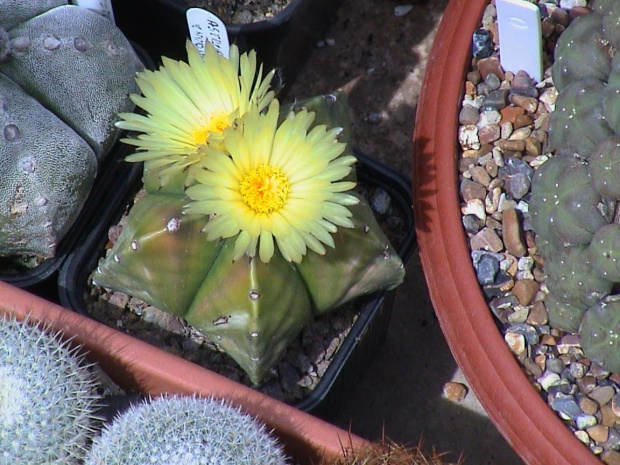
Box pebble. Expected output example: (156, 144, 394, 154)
(443, 382, 469, 402)
(457, 4, 620, 460)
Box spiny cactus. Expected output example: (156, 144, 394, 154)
(0, 2, 142, 258)
(84, 396, 288, 465)
(93, 93, 404, 384)
(530, 6, 620, 372)
(0, 316, 101, 464)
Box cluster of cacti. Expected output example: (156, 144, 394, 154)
(85, 396, 287, 465)
(0, 2, 142, 258)
(0, 316, 101, 464)
(92, 42, 405, 384)
(530, 1, 620, 372)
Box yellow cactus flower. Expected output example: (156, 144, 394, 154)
(184, 100, 359, 263)
(116, 40, 275, 181)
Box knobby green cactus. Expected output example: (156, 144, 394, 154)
(92, 43, 404, 384)
(0, 316, 101, 464)
(0, 2, 142, 258)
(530, 6, 620, 372)
(85, 396, 288, 465)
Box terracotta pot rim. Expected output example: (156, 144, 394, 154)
(412, 0, 601, 464)
(0, 280, 368, 465)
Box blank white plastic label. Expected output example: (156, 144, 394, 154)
(186, 8, 230, 58)
(72, 0, 115, 24)
(496, 0, 543, 82)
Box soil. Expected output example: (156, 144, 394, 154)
(81, 177, 409, 406)
(185, 0, 292, 24)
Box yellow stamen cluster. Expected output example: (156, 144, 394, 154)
(240, 165, 290, 214)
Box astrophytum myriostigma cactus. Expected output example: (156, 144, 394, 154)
(530, 5, 620, 372)
(92, 42, 404, 384)
(0, 2, 142, 258)
(85, 396, 287, 465)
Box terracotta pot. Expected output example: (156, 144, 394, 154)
(412, 1, 600, 464)
(0, 279, 368, 464)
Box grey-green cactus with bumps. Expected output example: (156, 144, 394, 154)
(0, 2, 142, 258)
(530, 4, 620, 372)
(93, 54, 405, 385)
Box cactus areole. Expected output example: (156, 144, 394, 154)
(531, 3, 620, 373)
(0, 2, 142, 259)
(93, 43, 405, 384)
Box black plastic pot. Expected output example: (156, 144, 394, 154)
(58, 151, 415, 420)
(110, 0, 344, 91)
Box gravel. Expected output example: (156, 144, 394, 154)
(459, 2, 620, 463)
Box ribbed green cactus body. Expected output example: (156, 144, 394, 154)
(529, 154, 608, 249)
(186, 241, 313, 384)
(551, 12, 611, 92)
(587, 135, 620, 198)
(544, 292, 589, 333)
(93, 92, 405, 384)
(92, 193, 218, 316)
(580, 295, 620, 373)
(548, 79, 613, 155)
(0, 317, 100, 464)
(0, 73, 96, 256)
(0, 2, 142, 258)
(297, 193, 404, 314)
(85, 396, 287, 465)
(544, 245, 613, 310)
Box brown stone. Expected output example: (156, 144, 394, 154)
(526, 301, 548, 326)
(587, 425, 609, 444)
(512, 279, 539, 306)
(599, 404, 620, 428)
(602, 450, 620, 465)
(443, 382, 468, 402)
(497, 139, 526, 152)
(524, 137, 541, 156)
(502, 208, 526, 257)
(590, 386, 616, 406)
(469, 165, 491, 186)
(470, 227, 504, 252)
(513, 113, 534, 129)
(479, 123, 501, 144)
(579, 397, 600, 416)
(460, 179, 487, 201)
(510, 94, 539, 114)
(477, 56, 505, 80)
(500, 105, 525, 124)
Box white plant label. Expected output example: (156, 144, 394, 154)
(72, 0, 115, 24)
(496, 0, 543, 82)
(186, 8, 230, 58)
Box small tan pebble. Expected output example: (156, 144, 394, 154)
(505, 332, 526, 355)
(599, 404, 620, 428)
(508, 126, 532, 141)
(497, 139, 526, 152)
(502, 208, 527, 257)
(602, 450, 620, 465)
(540, 333, 556, 346)
(469, 165, 491, 186)
(443, 382, 468, 402)
(512, 279, 539, 306)
(510, 94, 539, 114)
(470, 227, 503, 252)
(477, 56, 504, 80)
(574, 430, 590, 444)
(579, 397, 600, 416)
(526, 301, 548, 326)
(589, 386, 616, 406)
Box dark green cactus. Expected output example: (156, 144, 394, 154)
(543, 245, 612, 311)
(580, 295, 620, 373)
(531, 6, 620, 373)
(587, 135, 620, 199)
(548, 79, 613, 156)
(0, 2, 142, 258)
(93, 92, 405, 384)
(529, 153, 608, 249)
(551, 12, 612, 92)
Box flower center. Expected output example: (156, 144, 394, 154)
(190, 112, 231, 147)
(240, 165, 290, 214)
